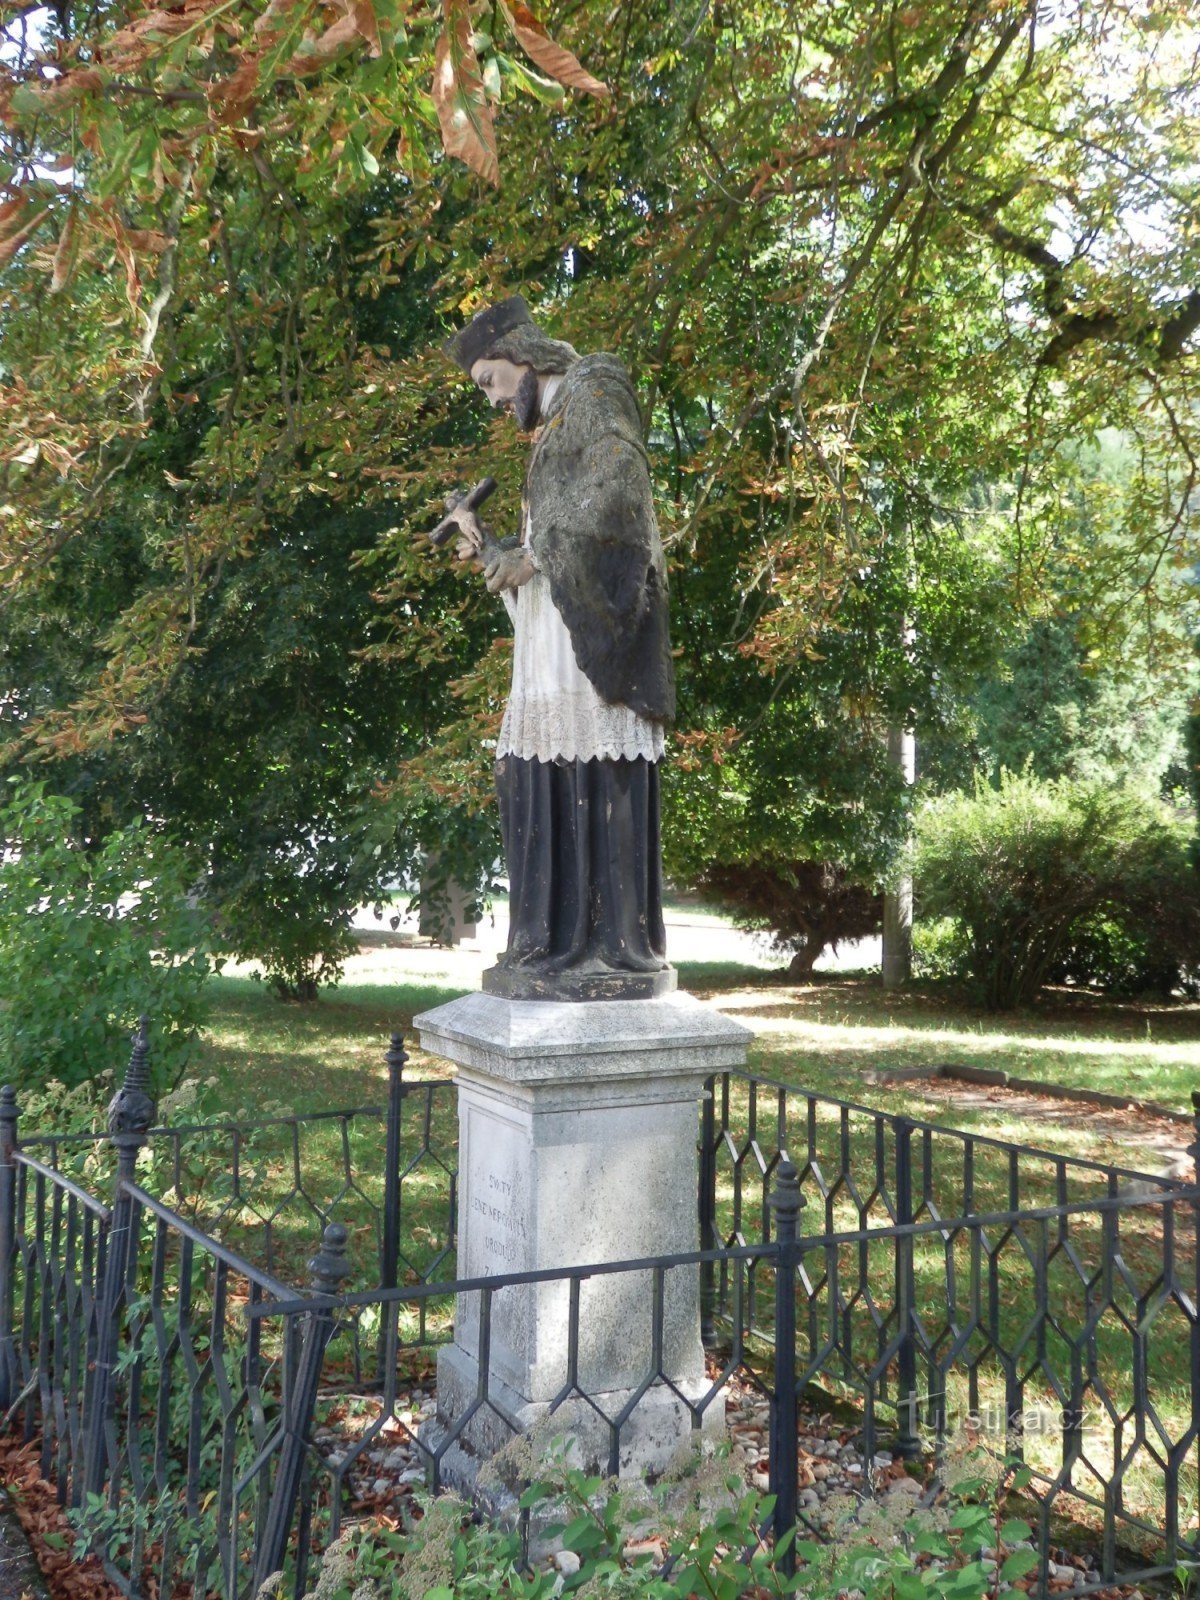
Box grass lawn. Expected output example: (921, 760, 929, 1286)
(193, 934, 1200, 1175)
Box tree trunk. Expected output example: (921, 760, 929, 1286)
(882, 723, 915, 991)
(786, 937, 822, 979)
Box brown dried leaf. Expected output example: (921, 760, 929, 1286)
(284, 0, 378, 73)
(208, 52, 260, 119)
(124, 227, 171, 253)
(0, 206, 51, 266)
(432, 0, 498, 185)
(49, 198, 79, 293)
(104, 8, 197, 68)
(498, 1, 608, 97)
(21, 67, 106, 111)
(348, 0, 382, 57)
(0, 194, 29, 240)
(255, 0, 298, 33)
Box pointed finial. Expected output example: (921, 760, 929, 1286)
(107, 1016, 156, 1142)
(125, 1016, 151, 1093)
(769, 1159, 804, 1232)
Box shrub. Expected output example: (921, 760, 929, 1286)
(912, 771, 1200, 1009)
(1048, 911, 1200, 1000)
(275, 1440, 1040, 1600)
(0, 781, 212, 1098)
(701, 859, 882, 977)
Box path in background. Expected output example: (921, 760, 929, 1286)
(351, 899, 881, 980)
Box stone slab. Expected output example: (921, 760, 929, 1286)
(482, 963, 678, 1002)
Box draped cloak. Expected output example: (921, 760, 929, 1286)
(484, 353, 676, 1002)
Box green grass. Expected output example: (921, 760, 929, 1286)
(193, 949, 1200, 1177)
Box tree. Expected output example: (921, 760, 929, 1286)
(2, 1, 1198, 983)
(0, 782, 210, 1094)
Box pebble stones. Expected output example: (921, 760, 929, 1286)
(314, 1389, 431, 1510)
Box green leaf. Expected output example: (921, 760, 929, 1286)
(497, 52, 565, 104)
(999, 1517, 1031, 1543)
(1000, 1548, 1041, 1580)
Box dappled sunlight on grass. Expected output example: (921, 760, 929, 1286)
(688, 976, 1200, 1123)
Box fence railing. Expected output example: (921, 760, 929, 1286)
(0, 1025, 1196, 1599)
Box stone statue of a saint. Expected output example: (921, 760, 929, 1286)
(441, 296, 675, 1001)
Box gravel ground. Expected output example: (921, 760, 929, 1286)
(351, 900, 880, 979)
(0, 1491, 46, 1600)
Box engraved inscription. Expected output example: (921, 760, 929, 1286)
(471, 1167, 527, 1265)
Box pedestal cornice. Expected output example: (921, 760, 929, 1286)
(414, 990, 752, 1088)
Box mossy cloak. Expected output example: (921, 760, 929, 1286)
(525, 353, 675, 726)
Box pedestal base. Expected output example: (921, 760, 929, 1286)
(414, 991, 752, 1485)
(425, 1342, 724, 1496)
(482, 963, 678, 1002)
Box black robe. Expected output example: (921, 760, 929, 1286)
(484, 355, 675, 1003)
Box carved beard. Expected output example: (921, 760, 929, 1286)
(512, 368, 540, 430)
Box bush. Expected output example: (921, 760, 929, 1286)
(0, 781, 212, 1098)
(912, 771, 1200, 1009)
(273, 1439, 1039, 1600)
(1048, 912, 1200, 1000)
(701, 859, 882, 977)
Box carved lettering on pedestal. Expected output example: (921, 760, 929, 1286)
(470, 1166, 527, 1268)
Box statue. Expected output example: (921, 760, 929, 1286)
(439, 296, 675, 1001)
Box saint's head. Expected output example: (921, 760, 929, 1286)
(445, 295, 579, 430)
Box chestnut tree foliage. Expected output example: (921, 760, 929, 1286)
(1, 0, 1198, 987)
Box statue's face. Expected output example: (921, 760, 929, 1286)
(470, 356, 540, 429)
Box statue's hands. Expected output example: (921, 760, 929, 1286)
(437, 493, 486, 566)
(454, 527, 483, 566)
(483, 542, 536, 594)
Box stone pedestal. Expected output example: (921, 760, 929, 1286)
(414, 991, 752, 1484)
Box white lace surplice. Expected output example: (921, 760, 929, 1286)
(496, 548, 664, 765)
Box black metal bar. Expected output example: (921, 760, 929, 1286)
(0, 1085, 18, 1412)
(253, 1221, 350, 1596)
(246, 1183, 1198, 1319)
(723, 1066, 1188, 1191)
(377, 1032, 408, 1384)
(893, 1115, 920, 1458)
(768, 1160, 803, 1575)
(121, 1182, 295, 1301)
(12, 1151, 111, 1220)
(84, 1018, 156, 1504)
(698, 1075, 717, 1347)
(1189, 1095, 1200, 1574)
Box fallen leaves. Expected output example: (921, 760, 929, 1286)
(0, 1431, 124, 1600)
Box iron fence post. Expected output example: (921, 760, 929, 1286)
(1189, 1092, 1200, 1570)
(768, 1159, 804, 1573)
(699, 1074, 717, 1347)
(377, 1032, 408, 1383)
(253, 1221, 350, 1596)
(84, 1018, 156, 1503)
(0, 1085, 18, 1413)
(894, 1114, 920, 1458)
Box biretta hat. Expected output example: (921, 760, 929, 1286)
(445, 295, 534, 374)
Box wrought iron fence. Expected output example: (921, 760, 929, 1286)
(0, 1027, 1196, 1599)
